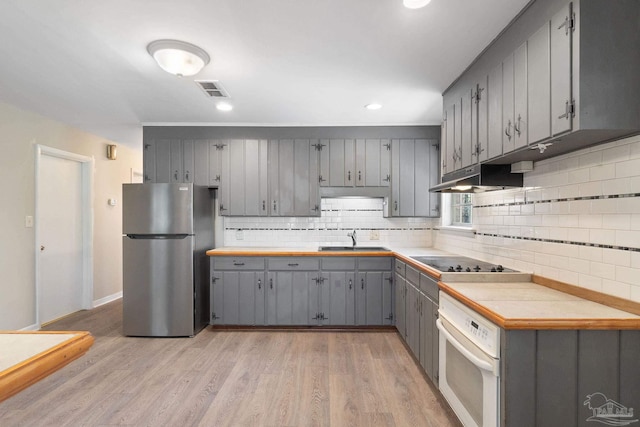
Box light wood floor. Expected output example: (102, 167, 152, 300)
(0, 300, 461, 427)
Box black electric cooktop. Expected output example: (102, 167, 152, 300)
(410, 256, 516, 273)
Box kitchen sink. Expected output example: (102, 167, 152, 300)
(318, 246, 391, 251)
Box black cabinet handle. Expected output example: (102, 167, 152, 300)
(361, 278, 365, 290)
(349, 279, 352, 290)
(270, 278, 273, 289)
(348, 170, 351, 181)
(262, 200, 266, 211)
(358, 170, 362, 181)
(233, 262, 245, 266)
(288, 263, 299, 267)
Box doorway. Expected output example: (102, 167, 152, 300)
(35, 145, 93, 326)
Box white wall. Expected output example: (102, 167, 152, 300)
(434, 133, 640, 303)
(223, 197, 438, 248)
(0, 102, 142, 330)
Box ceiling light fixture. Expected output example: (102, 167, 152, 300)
(403, 0, 431, 9)
(216, 102, 233, 111)
(147, 40, 210, 77)
(365, 103, 382, 110)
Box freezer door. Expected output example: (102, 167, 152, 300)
(123, 235, 194, 337)
(123, 183, 193, 235)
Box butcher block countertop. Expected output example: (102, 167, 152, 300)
(439, 280, 640, 330)
(207, 247, 640, 330)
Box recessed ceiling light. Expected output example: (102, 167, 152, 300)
(365, 103, 382, 110)
(147, 39, 210, 77)
(403, 0, 432, 9)
(216, 102, 233, 111)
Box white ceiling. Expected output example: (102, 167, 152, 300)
(0, 0, 530, 147)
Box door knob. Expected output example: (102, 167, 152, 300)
(40, 245, 45, 251)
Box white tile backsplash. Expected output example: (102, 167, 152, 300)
(435, 133, 640, 303)
(223, 197, 437, 248)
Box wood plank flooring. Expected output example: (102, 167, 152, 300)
(0, 300, 461, 426)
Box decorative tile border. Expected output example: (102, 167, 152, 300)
(474, 192, 640, 209)
(474, 232, 640, 252)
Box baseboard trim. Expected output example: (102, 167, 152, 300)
(93, 292, 122, 308)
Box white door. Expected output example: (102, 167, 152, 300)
(38, 153, 84, 324)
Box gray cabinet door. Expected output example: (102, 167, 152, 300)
(246, 139, 269, 216)
(269, 139, 319, 217)
(453, 97, 462, 171)
(398, 139, 415, 217)
(170, 139, 183, 183)
(406, 282, 420, 358)
(210, 271, 264, 325)
(428, 141, 440, 217)
(154, 139, 172, 183)
(208, 140, 226, 187)
(502, 53, 515, 154)
(461, 89, 473, 168)
(143, 140, 156, 182)
(353, 139, 390, 187)
(395, 273, 406, 339)
(513, 42, 528, 150)
(414, 140, 430, 217)
(444, 104, 456, 174)
(356, 271, 393, 326)
(321, 139, 355, 187)
(193, 140, 210, 186)
(391, 139, 439, 217)
(182, 140, 194, 183)
(226, 140, 245, 215)
(320, 271, 355, 325)
(550, 2, 572, 137)
(419, 295, 438, 385)
(487, 62, 503, 160)
(266, 271, 312, 325)
(528, 22, 551, 144)
(474, 77, 489, 163)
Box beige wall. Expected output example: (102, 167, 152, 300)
(0, 101, 142, 330)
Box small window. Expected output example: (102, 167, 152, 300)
(451, 193, 473, 226)
(441, 193, 473, 228)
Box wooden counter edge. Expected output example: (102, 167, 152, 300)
(393, 253, 442, 279)
(206, 249, 395, 257)
(0, 331, 94, 403)
(532, 274, 640, 316)
(438, 283, 640, 330)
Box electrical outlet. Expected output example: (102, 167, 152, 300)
(370, 230, 380, 240)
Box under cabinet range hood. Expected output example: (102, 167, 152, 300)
(429, 164, 523, 193)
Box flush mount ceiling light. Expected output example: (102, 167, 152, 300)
(216, 102, 233, 111)
(147, 40, 210, 77)
(403, 0, 431, 9)
(365, 103, 382, 110)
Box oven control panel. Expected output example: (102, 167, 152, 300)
(439, 292, 500, 358)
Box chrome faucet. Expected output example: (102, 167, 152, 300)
(348, 230, 357, 247)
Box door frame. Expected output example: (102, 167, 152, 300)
(35, 145, 94, 327)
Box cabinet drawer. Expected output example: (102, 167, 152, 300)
(268, 257, 320, 270)
(420, 272, 439, 302)
(213, 257, 265, 270)
(321, 257, 356, 271)
(358, 257, 393, 271)
(394, 259, 406, 276)
(406, 265, 420, 285)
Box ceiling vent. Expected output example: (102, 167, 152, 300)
(195, 80, 229, 98)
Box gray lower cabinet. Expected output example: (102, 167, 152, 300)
(396, 262, 439, 386)
(210, 257, 266, 325)
(501, 329, 640, 427)
(266, 257, 319, 325)
(355, 257, 394, 325)
(211, 255, 393, 327)
(314, 258, 356, 326)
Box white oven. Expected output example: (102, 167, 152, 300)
(437, 292, 501, 427)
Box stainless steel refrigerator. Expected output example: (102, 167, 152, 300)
(122, 183, 213, 337)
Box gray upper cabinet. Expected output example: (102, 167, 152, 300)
(319, 138, 391, 187)
(513, 42, 528, 150)
(269, 139, 320, 217)
(550, 2, 572, 137)
(527, 22, 552, 145)
(208, 139, 227, 187)
(473, 76, 489, 163)
(222, 139, 268, 216)
(442, 0, 640, 166)
(144, 138, 209, 184)
(487, 63, 503, 160)
(460, 90, 473, 169)
(390, 139, 440, 217)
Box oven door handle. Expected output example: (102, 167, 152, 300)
(436, 319, 494, 373)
